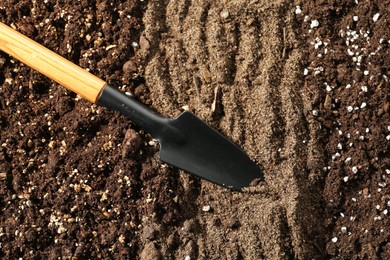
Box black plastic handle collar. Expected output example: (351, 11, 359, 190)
(97, 85, 172, 140)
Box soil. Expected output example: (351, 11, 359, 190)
(0, 0, 388, 259)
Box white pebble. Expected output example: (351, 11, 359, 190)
(360, 102, 367, 108)
(364, 70, 369, 75)
(353, 16, 358, 22)
(352, 166, 358, 173)
(310, 20, 319, 28)
(304, 68, 309, 75)
(384, 209, 388, 215)
(376, 205, 380, 210)
(332, 153, 341, 160)
(361, 86, 368, 92)
(331, 237, 338, 243)
(346, 84, 352, 89)
(341, 227, 347, 233)
(337, 143, 343, 150)
(347, 106, 353, 112)
(312, 110, 318, 116)
(202, 205, 211, 212)
(345, 157, 352, 163)
(295, 6, 302, 15)
(220, 10, 229, 19)
(343, 176, 349, 182)
(352, 197, 357, 202)
(373, 13, 380, 22)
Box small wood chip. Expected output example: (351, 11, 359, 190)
(0, 172, 7, 181)
(324, 95, 332, 110)
(81, 183, 92, 192)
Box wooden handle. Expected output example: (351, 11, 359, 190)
(0, 22, 107, 103)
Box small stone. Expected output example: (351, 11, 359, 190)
(57, 225, 67, 234)
(373, 13, 380, 22)
(295, 6, 302, 15)
(220, 10, 229, 19)
(332, 237, 338, 243)
(123, 60, 137, 74)
(310, 20, 319, 28)
(343, 176, 349, 182)
(341, 227, 347, 233)
(202, 205, 211, 212)
(353, 16, 358, 22)
(140, 242, 161, 260)
(139, 35, 151, 55)
(122, 129, 142, 158)
(142, 225, 157, 240)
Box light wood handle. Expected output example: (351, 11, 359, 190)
(0, 22, 107, 103)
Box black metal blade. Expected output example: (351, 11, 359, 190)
(159, 112, 262, 190)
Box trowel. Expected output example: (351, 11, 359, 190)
(0, 22, 262, 190)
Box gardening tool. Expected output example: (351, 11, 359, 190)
(0, 22, 262, 190)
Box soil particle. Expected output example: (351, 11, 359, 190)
(123, 60, 138, 74)
(140, 242, 161, 260)
(122, 128, 142, 158)
(141, 224, 158, 241)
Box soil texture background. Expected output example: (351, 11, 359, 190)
(0, 0, 388, 259)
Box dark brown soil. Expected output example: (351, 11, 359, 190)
(0, 0, 388, 259)
(298, 0, 389, 258)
